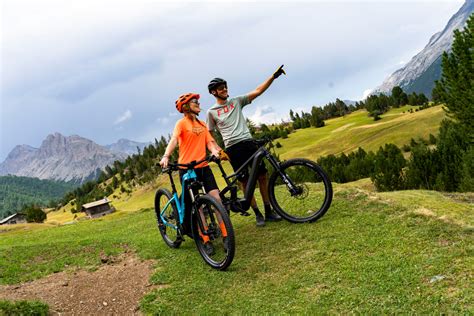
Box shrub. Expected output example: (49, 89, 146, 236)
(435, 120, 470, 191)
(370, 144, 406, 191)
(405, 143, 440, 190)
(24, 205, 47, 223)
(459, 147, 474, 192)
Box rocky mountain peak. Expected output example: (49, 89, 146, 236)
(0, 133, 128, 183)
(105, 138, 151, 155)
(373, 0, 473, 96)
(7, 145, 37, 158)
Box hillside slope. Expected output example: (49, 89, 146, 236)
(0, 181, 472, 313)
(0, 176, 77, 219)
(275, 105, 444, 160)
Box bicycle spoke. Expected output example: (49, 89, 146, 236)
(269, 159, 332, 223)
(154, 188, 182, 248)
(192, 195, 235, 270)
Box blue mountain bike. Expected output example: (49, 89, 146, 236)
(154, 156, 235, 270)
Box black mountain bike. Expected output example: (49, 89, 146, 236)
(215, 138, 333, 223)
(154, 156, 235, 270)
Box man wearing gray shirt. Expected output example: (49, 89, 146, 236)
(206, 65, 285, 227)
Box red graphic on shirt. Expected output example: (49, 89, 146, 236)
(217, 103, 235, 117)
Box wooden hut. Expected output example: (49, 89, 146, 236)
(81, 198, 115, 218)
(0, 213, 27, 225)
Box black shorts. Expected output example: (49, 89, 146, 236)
(226, 139, 267, 181)
(178, 166, 218, 193)
(178, 166, 218, 237)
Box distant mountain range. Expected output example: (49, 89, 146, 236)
(105, 138, 151, 155)
(0, 133, 150, 183)
(374, 0, 473, 97)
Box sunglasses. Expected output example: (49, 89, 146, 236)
(189, 99, 200, 105)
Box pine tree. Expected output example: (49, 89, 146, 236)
(433, 13, 473, 136)
(246, 118, 257, 136)
(371, 144, 406, 191)
(391, 86, 403, 106)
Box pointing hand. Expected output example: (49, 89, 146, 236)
(273, 65, 286, 79)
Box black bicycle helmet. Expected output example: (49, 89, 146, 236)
(208, 78, 227, 93)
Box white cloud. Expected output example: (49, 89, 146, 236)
(114, 110, 132, 125)
(362, 89, 374, 100)
(248, 105, 290, 125)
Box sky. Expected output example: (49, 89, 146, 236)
(0, 0, 465, 161)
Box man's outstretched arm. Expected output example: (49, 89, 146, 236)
(247, 65, 285, 102)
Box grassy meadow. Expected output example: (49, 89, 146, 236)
(275, 105, 445, 160)
(1, 105, 473, 313)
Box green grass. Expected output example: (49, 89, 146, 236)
(1, 184, 472, 313)
(0, 300, 49, 315)
(276, 105, 445, 160)
(377, 190, 474, 228)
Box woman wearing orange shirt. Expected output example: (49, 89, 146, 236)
(159, 92, 222, 204)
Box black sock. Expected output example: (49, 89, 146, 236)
(252, 206, 263, 216)
(264, 204, 272, 214)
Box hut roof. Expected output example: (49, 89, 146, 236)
(82, 198, 111, 210)
(0, 213, 24, 224)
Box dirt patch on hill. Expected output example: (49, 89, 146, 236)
(0, 252, 156, 315)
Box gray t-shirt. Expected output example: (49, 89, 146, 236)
(206, 95, 252, 148)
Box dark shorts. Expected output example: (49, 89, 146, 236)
(226, 139, 267, 181)
(179, 166, 218, 193)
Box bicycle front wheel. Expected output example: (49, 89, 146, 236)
(154, 188, 182, 248)
(269, 158, 332, 223)
(191, 195, 235, 270)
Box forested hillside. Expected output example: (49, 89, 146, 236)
(0, 176, 77, 219)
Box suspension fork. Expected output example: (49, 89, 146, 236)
(191, 189, 228, 241)
(265, 152, 300, 195)
(184, 184, 209, 243)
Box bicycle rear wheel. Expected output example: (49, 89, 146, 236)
(191, 195, 235, 270)
(268, 158, 332, 223)
(154, 188, 182, 248)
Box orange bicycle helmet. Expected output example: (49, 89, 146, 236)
(175, 93, 200, 113)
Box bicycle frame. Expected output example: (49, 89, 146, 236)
(216, 141, 292, 212)
(160, 169, 199, 230)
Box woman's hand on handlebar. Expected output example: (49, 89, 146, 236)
(210, 148, 221, 159)
(160, 155, 169, 169)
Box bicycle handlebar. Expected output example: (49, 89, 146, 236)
(253, 136, 272, 148)
(160, 155, 220, 173)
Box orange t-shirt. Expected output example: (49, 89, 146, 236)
(172, 117, 214, 168)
